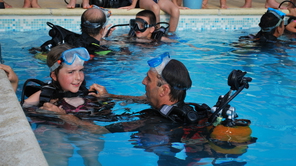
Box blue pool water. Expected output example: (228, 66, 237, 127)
(1, 28, 296, 166)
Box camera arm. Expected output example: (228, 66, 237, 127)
(208, 70, 252, 126)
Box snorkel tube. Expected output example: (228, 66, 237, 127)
(105, 22, 170, 38)
(208, 70, 252, 127)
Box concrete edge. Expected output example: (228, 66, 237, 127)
(0, 8, 290, 16)
(0, 69, 48, 166)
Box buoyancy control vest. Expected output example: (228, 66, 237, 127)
(40, 22, 112, 56)
(158, 102, 210, 124)
(21, 78, 90, 107)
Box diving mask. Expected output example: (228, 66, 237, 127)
(130, 18, 154, 32)
(50, 47, 90, 72)
(261, 8, 286, 32)
(147, 52, 171, 75)
(82, 5, 111, 29)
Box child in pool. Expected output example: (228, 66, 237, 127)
(119, 0, 180, 32)
(23, 44, 92, 114)
(108, 10, 176, 43)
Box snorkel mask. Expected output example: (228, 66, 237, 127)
(148, 52, 171, 75)
(147, 52, 190, 91)
(130, 18, 155, 32)
(50, 47, 90, 72)
(82, 5, 111, 29)
(261, 8, 286, 32)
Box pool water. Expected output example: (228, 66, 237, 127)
(1, 28, 296, 166)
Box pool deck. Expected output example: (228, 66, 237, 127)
(0, 0, 290, 16)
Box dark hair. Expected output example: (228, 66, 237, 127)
(47, 44, 75, 90)
(255, 12, 283, 41)
(81, 8, 106, 36)
(161, 59, 192, 102)
(259, 12, 282, 34)
(136, 10, 157, 25)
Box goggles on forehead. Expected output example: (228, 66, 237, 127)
(130, 18, 155, 32)
(50, 47, 90, 72)
(82, 5, 111, 29)
(147, 52, 171, 75)
(262, 8, 286, 32)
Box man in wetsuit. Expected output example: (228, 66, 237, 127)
(41, 6, 114, 56)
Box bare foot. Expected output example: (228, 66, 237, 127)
(220, 5, 228, 9)
(67, 0, 77, 9)
(241, 5, 252, 8)
(202, 4, 209, 9)
(23, 0, 31, 8)
(82, 3, 91, 9)
(32, 0, 41, 8)
(3, 1, 12, 8)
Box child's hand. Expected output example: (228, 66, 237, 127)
(0, 64, 19, 92)
(40, 102, 66, 115)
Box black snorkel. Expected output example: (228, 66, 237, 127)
(105, 21, 170, 38)
(208, 70, 252, 127)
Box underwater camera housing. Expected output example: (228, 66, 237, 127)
(209, 70, 252, 127)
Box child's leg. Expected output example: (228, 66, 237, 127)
(31, 0, 41, 8)
(82, 0, 91, 9)
(241, 0, 252, 8)
(220, 0, 228, 9)
(202, 0, 209, 9)
(139, 0, 161, 25)
(67, 0, 77, 9)
(23, 0, 31, 8)
(158, 0, 180, 32)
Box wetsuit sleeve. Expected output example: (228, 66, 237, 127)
(105, 119, 146, 133)
(105, 123, 125, 133)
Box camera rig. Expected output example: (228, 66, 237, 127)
(208, 70, 252, 127)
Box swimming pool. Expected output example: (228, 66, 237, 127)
(1, 23, 296, 166)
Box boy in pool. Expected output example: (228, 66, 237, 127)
(108, 10, 176, 43)
(119, 0, 180, 33)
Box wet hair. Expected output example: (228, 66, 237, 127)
(81, 8, 106, 36)
(161, 59, 192, 102)
(136, 10, 157, 25)
(255, 12, 284, 42)
(259, 12, 282, 34)
(46, 44, 74, 90)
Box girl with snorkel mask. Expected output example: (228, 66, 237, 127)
(23, 44, 92, 114)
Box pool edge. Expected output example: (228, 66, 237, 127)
(0, 70, 48, 166)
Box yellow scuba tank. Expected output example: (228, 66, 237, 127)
(207, 119, 252, 143)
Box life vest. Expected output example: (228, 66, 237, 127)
(158, 102, 210, 124)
